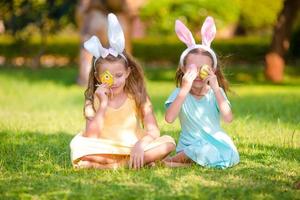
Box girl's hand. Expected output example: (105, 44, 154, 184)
(129, 143, 144, 170)
(205, 68, 219, 91)
(95, 83, 110, 109)
(181, 64, 198, 93)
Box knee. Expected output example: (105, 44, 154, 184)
(166, 142, 176, 153)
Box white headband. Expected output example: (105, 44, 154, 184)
(175, 16, 217, 69)
(83, 13, 127, 68)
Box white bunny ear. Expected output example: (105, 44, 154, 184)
(107, 13, 125, 54)
(201, 16, 216, 47)
(83, 36, 107, 59)
(175, 20, 196, 48)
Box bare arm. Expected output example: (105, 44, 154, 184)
(83, 105, 107, 138)
(206, 68, 233, 123)
(83, 84, 110, 137)
(165, 88, 189, 123)
(135, 96, 160, 148)
(165, 69, 197, 123)
(83, 99, 95, 128)
(213, 87, 233, 123)
(129, 96, 161, 169)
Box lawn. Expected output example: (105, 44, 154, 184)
(0, 65, 299, 199)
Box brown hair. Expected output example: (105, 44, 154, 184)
(175, 48, 230, 93)
(84, 52, 148, 119)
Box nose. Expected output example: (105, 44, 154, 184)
(111, 78, 119, 87)
(188, 64, 197, 70)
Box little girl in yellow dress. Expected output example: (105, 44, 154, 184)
(70, 13, 175, 169)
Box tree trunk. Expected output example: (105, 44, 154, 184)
(265, 0, 300, 82)
(32, 20, 47, 69)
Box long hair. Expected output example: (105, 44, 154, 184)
(175, 48, 230, 93)
(84, 52, 148, 120)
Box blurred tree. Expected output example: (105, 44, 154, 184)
(289, 18, 300, 58)
(0, 0, 75, 67)
(140, 0, 240, 38)
(265, 0, 300, 82)
(236, 0, 283, 35)
(140, 0, 283, 37)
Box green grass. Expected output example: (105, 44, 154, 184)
(0, 65, 299, 199)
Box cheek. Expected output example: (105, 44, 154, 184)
(114, 76, 126, 85)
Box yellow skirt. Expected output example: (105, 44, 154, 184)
(70, 133, 176, 165)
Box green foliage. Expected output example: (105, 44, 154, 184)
(0, 35, 274, 64)
(140, 0, 284, 36)
(0, 0, 76, 41)
(238, 0, 283, 30)
(0, 66, 299, 199)
(0, 35, 79, 58)
(140, 0, 240, 35)
(133, 36, 271, 63)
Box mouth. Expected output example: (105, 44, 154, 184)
(194, 78, 203, 83)
(110, 86, 119, 89)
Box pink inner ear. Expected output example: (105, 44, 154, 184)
(201, 16, 216, 47)
(175, 20, 195, 47)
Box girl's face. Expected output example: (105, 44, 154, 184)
(96, 60, 130, 95)
(184, 53, 214, 89)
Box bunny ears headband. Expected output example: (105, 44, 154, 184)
(83, 13, 127, 68)
(175, 16, 217, 69)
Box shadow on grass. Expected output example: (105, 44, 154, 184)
(0, 130, 173, 199)
(0, 131, 299, 199)
(0, 131, 73, 171)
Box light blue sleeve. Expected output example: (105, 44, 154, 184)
(215, 87, 231, 112)
(165, 88, 180, 109)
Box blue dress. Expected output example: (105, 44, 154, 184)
(165, 88, 239, 169)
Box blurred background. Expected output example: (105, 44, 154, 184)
(1, 1, 300, 198)
(0, 0, 299, 85)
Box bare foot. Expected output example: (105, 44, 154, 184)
(163, 156, 172, 162)
(74, 160, 93, 169)
(75, 159, 128, 170)
(146, 162, 156, 168)
(162, 160, 192, 168)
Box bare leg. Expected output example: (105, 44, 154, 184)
(143, 142, 176, 165)
(75, 154, 129, 169)
(75, 160, 127, 169)
(81, 154, 127, 164)
(75, 142, 175, 169)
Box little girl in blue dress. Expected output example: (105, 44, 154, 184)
(164, 16, 239, 169)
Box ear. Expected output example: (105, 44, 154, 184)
(175, 20, 196, 48)
(125, 66, 131, 78)
(201, 16, 216, 47)
(107, 13, 125, 54)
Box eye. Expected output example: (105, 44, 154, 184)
(115, 73, 123, 78)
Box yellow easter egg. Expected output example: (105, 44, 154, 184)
(199, 64, 209, 80)
(100, 70, 114, 87)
